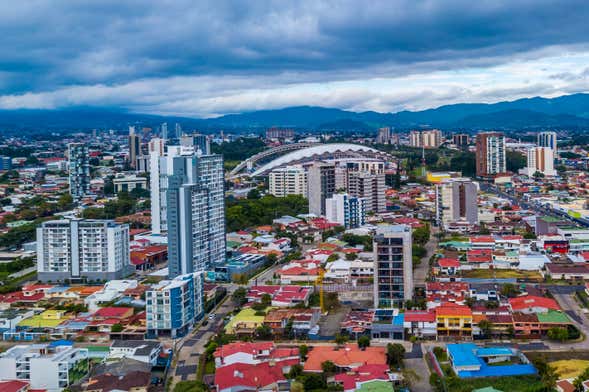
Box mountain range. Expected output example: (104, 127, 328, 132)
(1, 93, 589, 133)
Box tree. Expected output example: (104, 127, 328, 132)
(478, 319, 493, 338)
(231, 287, 247, 305)
(386, 343, 405, 369)
(547, 326, 569, 342)
(296, 373, 326, 391)
(57, 193, 74, 210)
(500, 283, 519, 298)
(532, 356, 558, 389)
(573, 367, 589, 391)
(111, 323, 123, 332)
(256, 324, 273, 340)
(260, 293, 272, 307)
(299, 344, 309, 360)
(413, 224, 430, 245)
(247, 188, 261, 199)
(326, 253, 339, 263)
(357, 335, 371, 349)
(345, 252, 358, 261)
(321, 360, 337, 375)
(335, 333, 348, 345)
(287, 364, 304, 379)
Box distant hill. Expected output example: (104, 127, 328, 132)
(1, 93, 589, 132)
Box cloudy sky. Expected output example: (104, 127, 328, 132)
(1, 0, 588, 117)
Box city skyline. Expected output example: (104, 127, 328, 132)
(0, 1, 587, 117)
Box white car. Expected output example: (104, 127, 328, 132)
(208, 313, 216, 320)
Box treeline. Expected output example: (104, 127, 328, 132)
(81, 191, 148, 220)
(211, 138, 267, 161)
(226, 195, 308, 232)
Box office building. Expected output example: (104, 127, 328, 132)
(436, 178, 479, 227)
(180, 133, 211, 155)
(0, 344, 89, 391)
(409, 129, 442, 148)
(373, 225, 413, 308)
(67, 143, 90, 200)
(538, 131, 557, 151)
(36, 219, 130, 282)
(325, 193, 366, 229)
(149, 141, 176, 235)
(128, 126, 141, 169)
(452, 134, 470, 147)
(475, 132, 506, 177)
(347, 171, 386, 213)
(521, 147, 556, 177)
(113, 174, 148, 194)
(161, 122, 168, 140)
(166, 153, 225, 276)
(175, 123, 182, 139)
(376, 127, 396, 144)
(268, 166, 308, 197)
(146, 272, 204, 338)
(307, 162, 336, 216)
(0, 156, 11, 171)
(266, 127, 294, 139)
(135, 155, 150, 173)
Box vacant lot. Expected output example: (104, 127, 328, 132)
(550, 359, 589, 379)
(461, 269, 543, 281)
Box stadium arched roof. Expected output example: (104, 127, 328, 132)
(250, 143, 387, 177)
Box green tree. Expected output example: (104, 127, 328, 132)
(57, 193, 74, 210)
(413, 223, 430, 245)
(255, 324, 273, 340)
(500, 283, 519, 298)
(299, 344, 309, 360)
(478, 319, 493, 338)
(287, 364, 304, 379)
(111, 323, 123, 332)
(231, 287, 247, 306)
(321, 360, 337, 375)
(386, 343, 405, 369)
(547, 326, 569, 342)
(335, 333, 348, 345)
(573, 367, 589, 391)
(357, 335, 371, 349)
(345, 252, 358, 261)
(532, 356, 558, 389)
(260, 293, 272, 307)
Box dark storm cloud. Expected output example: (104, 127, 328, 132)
(0, 0, 588, 92)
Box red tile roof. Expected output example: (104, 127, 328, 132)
(404, 310, 436, 323)
(215, 362, 286, 390)
(509, 295, 560, 312)
(437, 258, 460, 268)
(93, 307, 133, 319)
(435, 303, 472, 317)
(304, 344, 386, 372)
(0, 380, 30, 392)
(213, 342, 274, 359)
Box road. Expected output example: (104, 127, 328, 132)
(414, 225, 438, 289)
(551, 292, 589, 350)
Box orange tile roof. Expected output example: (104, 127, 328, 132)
(303, 344, 386, 372)
(435, 303, 472, 317)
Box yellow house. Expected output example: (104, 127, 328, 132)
(225, 308, 269, 335)
(18, 309, 70, 328)
(435, 303, 472, 340)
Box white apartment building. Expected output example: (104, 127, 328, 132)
(146, 272, 204, 338)
(36, 219, 130, 282)
(268, 165, 308, 197)
(0, 344, 89, 392)
(409, 129, 443, 148)
(435, 178, 479, 228)
(325, 193, 366, 229)
(113, 174, 148, 194)
(520, 146, 556, 177)
(538, 131, 557, 151)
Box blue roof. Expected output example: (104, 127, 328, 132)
(476, 347, 514, 357)
(448, 343, 537, 379)
(49, 339, 74, 347)
(393, 314, 405, 326)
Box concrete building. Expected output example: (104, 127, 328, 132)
(373, 225, 413, 308)
(67, 143, 90, 200)
(113, 174, 148, 194)
(128, 126, 141, 169)
(307, 162, 336, 216)
(376, 127, 398, 144)
(436, 178, 479, 228)
(325, 193, 366, 229)
(36, 219, 130, 282)
(0, 344, 89, 392)
(475, 132, 506, 178)
(149, 144, 181, 235)
(180, 133, 211, 155)
(537, 131, 557, 151)
(452, 134, 470, 147)
(0, 156, 12, 171)
(410, 129, 442, 148)
(109, 340, 162, 365)
(521, 147, 556, 177)
(268, 165, 308, 197)
(347, 171, 386, 213)
(266, 127, 294, 139)
(166, 153, 225, 276)
(146, 272, 204, 338)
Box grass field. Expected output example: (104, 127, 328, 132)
(550, 359, 589, 379)
(461, 269, 543, 280)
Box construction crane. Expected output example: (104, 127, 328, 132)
(316, 269, 325, 312)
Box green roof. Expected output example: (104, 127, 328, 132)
(538, 216, 563, 223)
(86, 346, 110, 352)
(226, 240, 241, 249)
(536, 310, 570, 324)
(356, 380, 394, 392)
(473, 388, 503, 392)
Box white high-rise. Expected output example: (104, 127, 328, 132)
(166, 153, 225, 277)
(36, 219, 130, 282)
(521, 147, 556, 177)
(538, 131, 557, 151)
(325, 193, 366, 229)
(268, 165, 308, 197)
